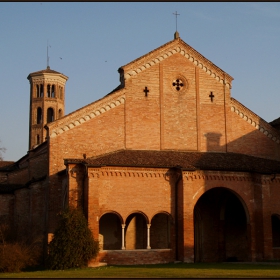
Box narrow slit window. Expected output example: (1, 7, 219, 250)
(40, 84, 44, 97)
(51, 85, 55, 97)
(37, 107, 42, 124)
(47, 85, 51, 98)
(36, 85, 40, 97)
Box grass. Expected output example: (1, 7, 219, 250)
(1, 262, 280, 278)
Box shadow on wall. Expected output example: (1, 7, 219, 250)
(205, 127, 280, 159)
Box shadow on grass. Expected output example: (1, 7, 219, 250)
(112, 262, 280, 270)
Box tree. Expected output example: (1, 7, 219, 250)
(0, 140, 6, 161)
(46, 207, 99, 270)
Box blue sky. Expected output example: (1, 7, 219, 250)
(1, 2, 280, 161)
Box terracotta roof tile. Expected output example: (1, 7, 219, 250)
(28, 68, 62, 75)
(0, 161, 14, 169)
(64, 150, 280, 174)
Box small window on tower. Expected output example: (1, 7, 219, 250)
(58, 109, 63, 118)
(37, 107, 42, 124)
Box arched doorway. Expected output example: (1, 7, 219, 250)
(150, 213, 171, 249)
(194, 187, 249, 262)
(125, 213, 147, 249)
(99, 212, 122, 250)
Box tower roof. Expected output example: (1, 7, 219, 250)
(27, 67, 68, 80)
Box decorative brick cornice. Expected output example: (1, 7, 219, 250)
(184, 170, 280, 185)
(122, 39, 233, 89)
(184, 171, 253, 182)
(47, 90, 126, 138)
(89, 167, 169, 178)
(231, 98, 280, 144)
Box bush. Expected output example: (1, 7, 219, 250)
(0, 243, 39, 273)
(0, 224, 41, 273)
(46, 207, 99, 270)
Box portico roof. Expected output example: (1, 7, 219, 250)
(64, 150, 280, 174)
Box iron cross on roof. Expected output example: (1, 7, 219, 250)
(173, 11, 180, 31)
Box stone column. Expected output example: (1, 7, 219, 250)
(121, 224, 126, 250)
(147, 224, 151, 249)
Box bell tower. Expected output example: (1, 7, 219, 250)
(27, 66, 68, 150)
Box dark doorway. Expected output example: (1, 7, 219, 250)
(194, 187, 249, 262)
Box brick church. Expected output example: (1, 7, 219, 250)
(1, 32, 280, 264)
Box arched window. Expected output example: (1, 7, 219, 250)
(47, 108, 54, 123)
(40, 84, 44, 97)
(47, 85, 51, 98)
(51, 85, 55, 97)
(272, 215, 280, 247)
(37, 107, 42, 124)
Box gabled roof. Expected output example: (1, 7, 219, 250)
(119, 36, 233, 89)
(65, 150, 280, 174)
(46, 35, 235, 139)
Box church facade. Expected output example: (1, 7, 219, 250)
(1, 33, 280, 264)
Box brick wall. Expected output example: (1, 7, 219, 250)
(98, 249, 173, 265)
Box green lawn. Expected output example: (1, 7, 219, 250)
(1, 262, 280, 278)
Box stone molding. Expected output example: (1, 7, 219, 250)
(231, 98, 280, 144)
(47, 90, 126, 138)
(123, 39, 232, 89)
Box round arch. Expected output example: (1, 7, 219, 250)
(99, 211, 122, 250)
(194, 187, 250, 262)
(193, 186, 250, 224)
(100, 210, 124, 224)
(124, 210, 149, 224)
(125, 211, 148, 250)
(151, 210, 173, 222)
(150, 212, 172, 249)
